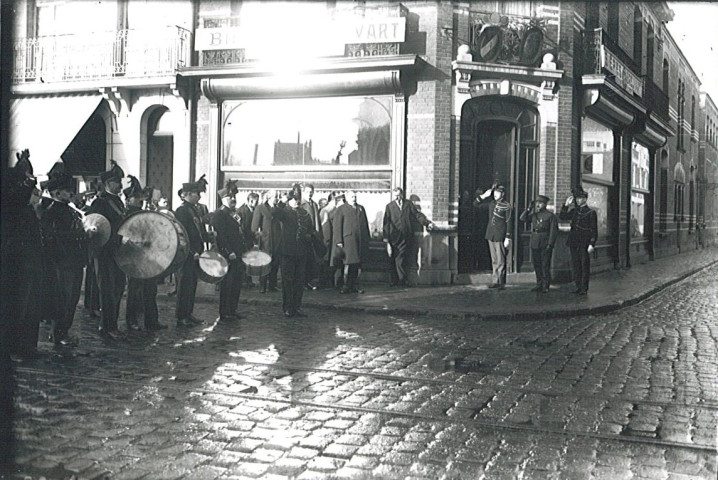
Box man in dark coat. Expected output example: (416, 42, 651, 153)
(123, 177, 165, 332)
(323, 192, 346, 289)
(211, 181, 247, 321)
(87, 161, 127, 339)
(476, 184, 513, 290)
(272, 188, 315, 317)
(382, 187, 434, 287)
(519, 194, 558, 293)
(41, 172, 92, 346)
(559, 187, 598, 295)
(1, 151, 44, 358)
(174, 181, 211, 326)
(237, 192, 259, 287)
(251, 190, 281, 293)
(332, 190, 371, 294)
(300, 184, 321, 290)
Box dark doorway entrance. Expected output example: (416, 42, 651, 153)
(146, 108, 174, 208)
(458, 97, 539, 274)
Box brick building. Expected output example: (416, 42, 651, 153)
(7, 1, 717, 285)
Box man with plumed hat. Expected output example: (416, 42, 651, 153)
(87, 160, 127, 339)
(519, 194, 558, 293)
(123, 176, 165, 333)
(41, 171, 93, 346)
(211, 180, 248, 321)
(559, 187, 598, 295)
(1, 150, 44, 357)
(174, 179, 212, 327)
(476, 183, 514, 290)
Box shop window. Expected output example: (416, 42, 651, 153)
(673, 182, 684, 221)
(581, 117, 614, 183)
(630, 142, 650, 239)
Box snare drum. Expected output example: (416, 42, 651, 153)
(197, 250, 229, 284)
(241, 248, 272, 277)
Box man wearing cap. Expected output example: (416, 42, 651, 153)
(123, 177, 165, 333)
(382, 187, 434, 287)
(519, 195, 558, 293)
(211, 180, 247, 322)
(174, 181, 212, 327)
(477, 183, 513, 290)
(272, 187, 315, 317)
(333, 190, 371, 294)
(560, 187, 598, 295)
(252, 190, 281, 293)
(87, 161, 127, 339)
(42, 173, 92, 345)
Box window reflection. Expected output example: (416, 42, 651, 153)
(222, 96, 392, 168)
(581, 117, 614, 182)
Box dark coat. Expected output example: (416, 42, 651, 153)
(559, 204, 598, 247)
(87, 192, 126, 251)
(41, 201, 88, 264)
(175, 201, 208, 255)
(478, 198, 513, 242)
(382, 199, 430, 246)
(332, 202, 370, 265)
(211, 206, 246, 259)
(251, 202, 281, 255)
(237, 203, 255, 246)
(300, 199, 321, 232)
(519, 208, 558, 249)
(272, 203, 314, 257)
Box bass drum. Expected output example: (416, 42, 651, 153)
(114, 211, 189, 279)
(197, 250, 229, 284)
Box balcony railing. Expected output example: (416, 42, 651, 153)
(584, 28, 644, 98)
(13, 26, 191, 84)
(642, 75, 670, 123)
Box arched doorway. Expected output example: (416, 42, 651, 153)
(146, 107, 174, 208)
(458, 96, 540, 274)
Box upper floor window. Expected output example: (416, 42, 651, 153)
(607, 3, 620, 40)
(646, 24, 654, 80)
(36, 1, 115, 36)
(633, 6, 642, 66)
(677, 79, 685, 151)
(662, 58, 669, 94)
(691, 95, 696, 140)
(586, 1, 600, 29)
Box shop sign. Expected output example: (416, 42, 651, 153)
(603, 48, 644, 97)
(196, 27, 245, 51)
(341, 17, 406, 44)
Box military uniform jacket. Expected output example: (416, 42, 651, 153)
(41, 201, 88, 264)
(519, 209, 558, 249)
(332, 203, 371, 265)
(212, 206, 246, 259)
(382, 199, 430, 246)
(251, 202, 281, 255)
(272, 203, 314, 257)
(87, 192, 126, 251)
(559, 205, 598, 247)
(175, 201, 208, 255)
(480, 198, 513, 242)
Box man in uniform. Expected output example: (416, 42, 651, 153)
(273, 187, 315, 317)
(211, 180, 247, 322)
(237, 192, 259, 287)
(332, 190, 371, 294)
(382, 187, 434, 287)
(559, 187, 598, 295)
(252, 190, 281, 293)
(174, 180, 211, 327)
(477, 184, 513, 290)
(123, 176, 165, 333)
(41, 172, 92, 345)
(87, 161, 127, 339)
(519, 194, 558, 293)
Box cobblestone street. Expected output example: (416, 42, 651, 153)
(5, 263, 718, 479)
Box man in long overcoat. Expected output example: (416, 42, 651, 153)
(251, 190, 281, 293)
(332, 190, 371, 294)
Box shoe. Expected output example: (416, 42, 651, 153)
(177, 318, 194, 328)
(268, 287, 279, 292)
(127, 323, 142, 332)
(284, 310, 294, 318)
(354, 288, 365, 294)
(188, 315, 205, 325)
(294, 310, 307, 318)
(572, 288, 582, 294)
(99, 329, 122, 340)
(146, 323, 168, 331)
(217, 315, 238, 322)
(306, 283, 317, 291)
(488, 283, 499, 289)
(58, 337, 77, 347)
(541, 287, 550, 293)
(577, 290, 588, 296)
(260, 287, 267, 294)
(339, 286, 351, 294)
(530, 285, 543, 292)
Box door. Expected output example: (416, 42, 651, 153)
(146, 108, 174, 208)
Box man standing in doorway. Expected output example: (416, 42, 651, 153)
(477, 184, 513, 290)
(382, 187, 434, 287)
(559, 187, 598, 295)
(519, 194, 558, 293)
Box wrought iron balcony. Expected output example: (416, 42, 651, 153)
(642, 75, 670, 123)
(583, 28, 643, 97)
(13, 27, 191, 84)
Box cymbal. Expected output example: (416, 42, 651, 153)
(83, 213, 110, 249)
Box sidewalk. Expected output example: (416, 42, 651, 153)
(186, 247, 718, 321)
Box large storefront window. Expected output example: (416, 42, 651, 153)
(631, 142, 650, 239)
(581, 117, 615, 241)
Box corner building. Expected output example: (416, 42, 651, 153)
(8, 1, 718, 285)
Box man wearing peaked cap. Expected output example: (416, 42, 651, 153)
(477, 182, 514, 290)
(87, 161, 127, 340)
(560, 186, 598, 295)
(520, 194, 558, 293)
(174, 179, 212, 327)
(211, 180, 247, 322)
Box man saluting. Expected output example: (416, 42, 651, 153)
(519, 195, 558, 293)
(559, 187, 598, 295)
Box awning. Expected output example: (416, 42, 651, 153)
(9, 94, 103, 175)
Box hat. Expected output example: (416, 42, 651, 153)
(535, 194, 550, 203)
(15, 149, 34, 176)
(46, 172, 75, 192)
(100, 160, 124, 183)
(182, 181, 202, 194)
(217, 179, 238, 198)
(123, 175, 144, 198)
(573, 186, 588, 198)
(494, 184, 506, 193)
(196, 174, 208, 193)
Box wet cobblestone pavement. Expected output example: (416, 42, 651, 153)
(5, 263, 718, 479)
